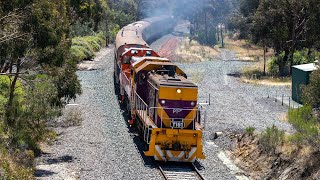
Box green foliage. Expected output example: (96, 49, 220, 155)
(288, 106, 320, 149)
(293, 49, 315, 65)
(109, 24, 120, 42)
(195, 29, 217, 46)
(245, 126, 256, 136)
(70, 21, 95, 37)
(0, 76, 24, 118)
(260, 125, 285, 153)
(9, 75, 59, 152)
(302, 69, 320, 107)
(70, 0, 109, 33)
(70, 46, 87, 61)
(70, 32, 105, 62)
(0, 142, 34, 179)
(268, 49, 315, 76)
(231, 0, 320, 76)
(242, 67, 265, 79)
(52, 64, 82, 106)
(268, 54, 285, 76)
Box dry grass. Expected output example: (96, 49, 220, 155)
(240, 77, 292, 86)
(224, 36, 274, 61)
(279, 113, 289, 122)
(0, 149, 34, 179)
(183, 69, 205, 84)
(175, 38, 220, 63)
(238, 50, 291, 86)
(62, 109, 83, 128)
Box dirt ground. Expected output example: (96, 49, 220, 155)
(230, 133, 320, 179)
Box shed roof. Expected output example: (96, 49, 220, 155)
(293, 62, 318, 72)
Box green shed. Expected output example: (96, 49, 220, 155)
(292, 63, 318, 104)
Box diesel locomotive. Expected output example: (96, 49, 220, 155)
(114, 16, 207, 162)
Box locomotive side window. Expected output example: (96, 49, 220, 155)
(139, 73, 146, 85)
(123, 56, 131, 64)
(131, 50, 138, 54)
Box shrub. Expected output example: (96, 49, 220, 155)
(245, 126, 256, 136)
(70, 46, 87, 62)
(260, 125, 285, 153)
(109, 24, 120, 42)
(268, 55, 281, 76)
(242, 67, 264, 79)
(62, 109, 83, 128)
(10, 75, 60, 153)
(70, 20, 95, 37)
(83, 37, 101, 51)
(302, 69, 320, 107)
(293, 48, 315, 65)
(288, 106, 320, 150)
(70, 32, 106, 61)
(268, 49, 315, 77)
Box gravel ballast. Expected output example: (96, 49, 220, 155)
(36, 46, 161, 180)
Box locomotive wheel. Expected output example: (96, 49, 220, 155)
(126, 98, 131, 117)
(113, 72, 120, 95)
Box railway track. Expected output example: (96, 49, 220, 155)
(157, 162, 205, 180)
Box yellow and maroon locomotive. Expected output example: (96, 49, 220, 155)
(114, 16, 207, 162)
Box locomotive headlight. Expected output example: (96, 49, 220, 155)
(191, 101, 195, 106)
(177, 89, 182, 94)
(161, 100, 166, 104)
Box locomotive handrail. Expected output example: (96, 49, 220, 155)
(133, 91, 149, 122)
(148, 107, 206, 130)
(198, 93, 211, 106)
(120, 71, 131, 98)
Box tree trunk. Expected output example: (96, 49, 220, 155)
(5, 59, 21, 128)
(279, 51, 289, 76)
(204, 10, 208, 44)
(263, 46, 266, 76)
(289, 49, 295, 75)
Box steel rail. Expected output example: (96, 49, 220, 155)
(157, 162, 205, 180)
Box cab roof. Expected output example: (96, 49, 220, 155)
(148, 73, 197, 88)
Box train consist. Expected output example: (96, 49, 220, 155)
(114, 16, 207, 162)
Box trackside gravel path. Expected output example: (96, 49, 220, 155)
(35, 46, 161, 180)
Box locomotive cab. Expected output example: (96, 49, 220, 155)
(147, 70, 203, 130)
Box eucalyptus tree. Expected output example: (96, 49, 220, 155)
(0, 0, 81, 134)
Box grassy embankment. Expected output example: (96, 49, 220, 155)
(70, 32, 106, 62)
(175, 37, 220, 63)
(234, 106, 320, 179)
(174, 37, 220, 84)
(224, 36, 291, 86)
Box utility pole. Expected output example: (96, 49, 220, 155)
(263, 46, 266, 76)
(220, 24, 224, 48)
(217, 26, 220, 41)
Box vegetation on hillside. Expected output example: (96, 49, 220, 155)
(229, 0, 320, 76)
(0, 0, 141, 178)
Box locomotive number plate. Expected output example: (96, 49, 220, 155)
(171, 120, 184, 129)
